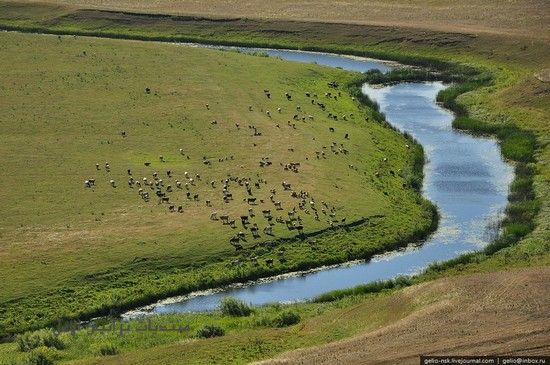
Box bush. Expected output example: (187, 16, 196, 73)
(314, 276, 413, 302)
(28, 346, 61, 365)
(219, 297, 252, 317)
(16, 329, 64, 352)
(195, 325, 225, 338)
(272, 311, 301, 327)
(98, 342, 119, 356)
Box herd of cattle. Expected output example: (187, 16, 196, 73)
(83, 85, 399, 252)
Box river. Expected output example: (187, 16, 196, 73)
(123, 47, 513, 318)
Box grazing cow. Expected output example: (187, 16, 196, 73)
(247, 197, 257, 205)
(263, 226, 273, 235)
(345, 133, 349, 139)
(169, 205, 176, 212)
(220, 215, 230, 224)
(274, 201, 283, 210)
(206, 200, 212, 207)
(240, 215, 249, 225)
(329, 127, 335, 132)
(281, 181, 291, 190)
(248, 208, 255, 217)
(285, 92, 292, 100)
(265, 258, 274, 265)
(177, 206, 184, 213)
(110, 180, 116, 188)
(210, 211, 218, 220)
(159, 155, 164, 162)
(193, 194, 199, 201)
(205, 103, 209, 110)
(95, 163, 100, 170)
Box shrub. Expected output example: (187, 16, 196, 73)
(16, 329, 64, 352)
(98, 342, 119, 356)
(195, 325, 225, 338)
(219, 297, 252, 317)
(272, 311, 301, 327)
(28, 346, 60, 365)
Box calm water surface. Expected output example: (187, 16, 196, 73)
(123, 48, 513, 317)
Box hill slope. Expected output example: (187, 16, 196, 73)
(0, 31, 431, 335)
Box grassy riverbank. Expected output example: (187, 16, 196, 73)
(0, 30, 436, 339)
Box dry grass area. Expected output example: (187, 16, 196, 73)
(20, 0, 550, 38)
(259, 267, 550, 365)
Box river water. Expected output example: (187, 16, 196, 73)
(123, 47, 513, 317)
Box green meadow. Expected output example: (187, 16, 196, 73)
(0, 31, 433, 337)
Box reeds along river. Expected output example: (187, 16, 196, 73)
(123, 48, 514, 318)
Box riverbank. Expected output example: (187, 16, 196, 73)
(0, 30, 437, 339)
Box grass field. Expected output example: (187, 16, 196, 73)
(0, 30, 434, 338)
(0, 1, 548, 364)
(14, 0, 550, 38)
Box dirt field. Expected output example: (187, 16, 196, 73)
(259, 267, 550, 364)
(20, 0, 550, 38)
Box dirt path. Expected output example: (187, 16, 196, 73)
(258, 267, 550, 364)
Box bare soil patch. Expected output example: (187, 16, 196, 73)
(259, 267, 550, 364)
